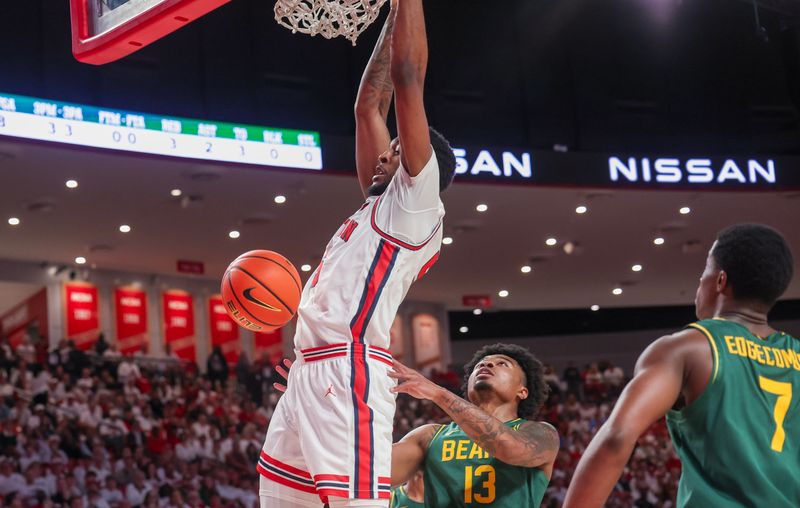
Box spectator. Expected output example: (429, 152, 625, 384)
(563, 361, 582, 398)
(603, 362, 626, 396)
(206, 346, 229, 384)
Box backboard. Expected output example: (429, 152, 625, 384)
(70, 0, 230, 65)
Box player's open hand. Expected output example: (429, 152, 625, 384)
(389, 359, 445, 401)
(273, 358, 293, 393)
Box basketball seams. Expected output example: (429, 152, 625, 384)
(224, 271, 283, 328)
(230, 265, 297, 316)
(234, 255, 302, 293)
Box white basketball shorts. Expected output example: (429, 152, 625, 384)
(257, 342, 396, 505)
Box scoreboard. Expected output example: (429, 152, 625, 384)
(0, 92, 322, 171)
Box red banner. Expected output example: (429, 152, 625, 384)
(162, 290, 195, 362)
(114, 287, 148, 355)
(0, 288, 48, 349)
(254, 329, 283, 366)
(64, 282, 101, 351)
(208, 295, 240, 364)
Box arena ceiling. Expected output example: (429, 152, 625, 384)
(0, 138, 798, 315)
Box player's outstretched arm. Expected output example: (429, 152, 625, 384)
(354, 0, 397, 197)
(390, 360, 559, 468)
(562, 332, 693, 508)
(390, 0, 433, 177)
(390, 423, 439, 487)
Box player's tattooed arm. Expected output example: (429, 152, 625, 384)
(354, 0, 397, 196)
(436, 392, 559, 468)
(355, 0, 397, 120)
(390, 360, 559, 468)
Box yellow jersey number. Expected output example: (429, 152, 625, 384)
(464, 465, 496, 504)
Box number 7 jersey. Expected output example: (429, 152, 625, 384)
(666, 318, 800, 507)
(423, 420, 549, 507)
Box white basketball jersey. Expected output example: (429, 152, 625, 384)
(293, 151, 444, 350)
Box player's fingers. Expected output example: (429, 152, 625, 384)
(276, 366, 289, 379)
(273, 382, 287, 393)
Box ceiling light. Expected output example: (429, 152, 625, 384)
(476, 204, 488, 213)
(520, 265, 532, 274)
(545, 237, 557, 247)
(459, 326, 469, 333)
(612, 287, 623, 296)
(632, 264, 642, 272)
(473, 308, 483, 316)
(443, 237, 453, 245)
(65, 179, 79, 189)
(301, 264, 312, 272)
(7, 217, 20, 226)
(170, 189, 182, 197)
(654, 237, 665, 245)
(591, 305, 600, 312)
(119, 225, 131, 233)
(679, 206, 691, 215)
(75, 256, 87, 265)
(575, 205, 588, 214)
(274, 195, 287, 204)
(498, 290, 509, 298)
(228, 230, 240, 239)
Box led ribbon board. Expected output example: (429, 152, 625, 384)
(0, 93, 322, 171)
(446, 147, 792, 191)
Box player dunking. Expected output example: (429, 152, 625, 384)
(390, 344, 560, 506)
(257, 1, 457, 507)
(564, 224, 798, 507)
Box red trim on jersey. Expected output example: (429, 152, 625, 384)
(314, 474, 350, 482)
(368, 353, 393, 367)
(259, 451, 312, 479)
(256, 465, 317, 494)
(350, 241, 398, 343)
(310, 260, 323, 288)
(416, 251, 441, 281)
(301, 342, 347, 353)
(370, 195, 441, 251)
(351, 353, 372, 498)
(378, 476, 391, 484)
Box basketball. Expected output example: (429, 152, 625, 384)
(221, 250, 302, 332)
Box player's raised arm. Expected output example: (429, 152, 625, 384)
(563, 331, 697, 508)
(390, 0, 433, 176)
(390, 360, 559, 468)
(354, 1, 397, 197)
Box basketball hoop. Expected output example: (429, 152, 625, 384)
(274, 0, 389, 45)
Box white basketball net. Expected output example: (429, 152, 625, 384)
(274, 0, 389, 45)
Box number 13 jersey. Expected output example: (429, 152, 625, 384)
(424, 420, 549, 507)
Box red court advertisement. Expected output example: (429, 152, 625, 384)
(254, 329, 283, 366)
(208, 295, 240, 364)
(114, 287, 149, 355)
(64, 282, 101, 350)
(162, 290, 195, 361)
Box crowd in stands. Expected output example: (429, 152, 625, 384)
(1, 335, 680, 508)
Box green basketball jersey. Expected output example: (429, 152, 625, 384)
(666, 318, 800, 507)
(389, 485, 424, 508)
(423, 419, 549, 507)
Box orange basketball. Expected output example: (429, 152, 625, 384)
(221, 250, 302, 332)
